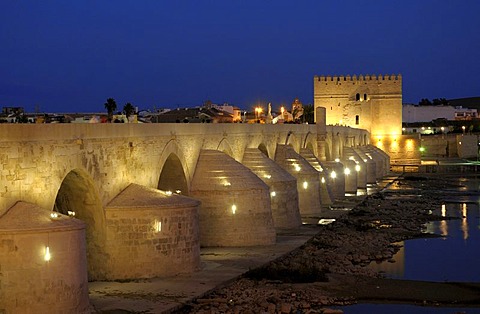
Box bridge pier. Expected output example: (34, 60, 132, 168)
(274, 145, 322, 216)
(362, 145, 390, 178)
(300, 148, 334, 206)
(190, 150, 276, 247)
(0, 202, 90, 313)
(359, 146, 385, 179)
(241, 148, 301, 229)
(353, 147, 377, 185)
(104, 184, 201, 280)
(342, 159, 358, 195)
(343, 147, 367, 190)
(322, 161, 346, 200)
(371, 145, 391, 175)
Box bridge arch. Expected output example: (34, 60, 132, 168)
(158, 153, 189, 196)
(305, 141, 314, 153)
(158, 140, 191, 195)
(53, 168, 106, 280)
(258, 143, 269, 158)
(216, 138, 235, 158)
(285, 132, 301, 153)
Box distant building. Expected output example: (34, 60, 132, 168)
(2, 107, 24, 115)
(155, 106, 233, 123)
(211, 103, 242, 122)
(403, 104, 477, 123)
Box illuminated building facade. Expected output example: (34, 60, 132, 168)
(313, 74, 402, 138)
(313, 74, 420, 162)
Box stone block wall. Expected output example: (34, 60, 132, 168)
(299, 148, 334, 206)
(0, 202, 90, 314)
(314, 74, 402, 138)
(241, 148, 301, 229)
(190, 150, 276, 247)
(275, 145, 322, 216)
(322, 161, 346, 200)
(105, 184, 200, 280)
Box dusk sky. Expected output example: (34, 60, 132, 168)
(1, 1, 479, 113)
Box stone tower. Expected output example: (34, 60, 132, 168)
(313, 74, 402, 139)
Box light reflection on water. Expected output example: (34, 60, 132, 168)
(341, 176, 480, 313)
(371, 200, 480, 282)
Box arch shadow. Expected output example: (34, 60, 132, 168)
(158, 153, 189, 196)
(54, 168, 106, 280)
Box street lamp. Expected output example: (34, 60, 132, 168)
(462, 125, 466, 135)
(255, 107, 263, 121)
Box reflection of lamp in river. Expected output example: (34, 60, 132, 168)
(462, 203, 468, 240)
(439, 204, 448, 236)
(440, 220, 448, 237)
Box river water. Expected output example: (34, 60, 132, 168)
(340, 175, 480, 314)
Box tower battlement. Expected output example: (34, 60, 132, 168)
(314, 74, 402, 82)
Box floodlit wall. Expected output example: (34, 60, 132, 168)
(0, 202, 90, 314)
(104, 184, 200, 280)
(314, 74, 402, 139)
(0, 123, 371, 214)
(242, 148, 301, 229)
(190, 150, 276, 247)
(275, 145, 322, 216)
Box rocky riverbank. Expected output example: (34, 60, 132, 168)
(174, 174, 480, 313)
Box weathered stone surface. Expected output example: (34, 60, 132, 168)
(105, 183, 201, 280)
(242, 148, 301, 229)
(0, 202, 90, 313)
(191, 150, 276, 247)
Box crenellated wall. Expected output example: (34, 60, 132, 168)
(315, 74, 402, 82)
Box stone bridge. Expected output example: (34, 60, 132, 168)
(0, 109, 389, 313)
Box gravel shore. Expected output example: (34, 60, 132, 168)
(174, 174, 480, 313)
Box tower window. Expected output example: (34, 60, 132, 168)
(355, 93, 360, 101)
(364, 93, 367, 101)
(355, 115, 359, 125)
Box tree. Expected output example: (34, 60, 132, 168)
(123, 102, 135, 121)
(418, 98, 432, 106)
(302, 104, 315, 124)
(16, 114, 29, 123)
(104, 98, 117, 122)
(432, 98, 449, 106)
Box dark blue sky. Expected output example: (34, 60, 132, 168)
(1, 1, 479, 113)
